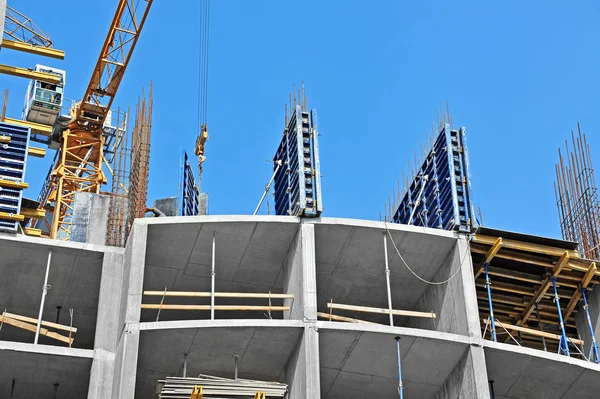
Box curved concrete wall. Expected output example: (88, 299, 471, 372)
(2, 216, 600, 398)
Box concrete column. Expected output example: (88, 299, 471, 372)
(409, 237, 481, 337)
(435, 346, 491, 399)
(112, 222, 148, 399)
(88, 251, 124, 399)
(283, 222, 320, 398)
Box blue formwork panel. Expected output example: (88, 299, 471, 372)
(0, 122, 31, 232)
(391, 124, 477, 232)
(273, 105, 323, 217)
(178, 149, 200, 216)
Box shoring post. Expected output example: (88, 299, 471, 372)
(581, 288, 600, 363)
(34, 250, 52, 344)
(383, 234, 394, 327)
(534, 303, 547, 351)
(489, 380, 496, 399)
(234, 354, 240, 379)
(183, 353, 188, 378)
(211, 231, 216, 320)
(484, 262, 497, 342)
(395, 336, 404, 399)
(551, 277, 570, 356)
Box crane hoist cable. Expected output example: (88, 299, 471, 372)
(195, 0, 211, 187)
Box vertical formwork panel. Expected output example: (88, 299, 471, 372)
(0, 121, 31, 232)
(178, 149, 200, 216)
(273, 105, 323, 217)
(391, 124, 477, 232)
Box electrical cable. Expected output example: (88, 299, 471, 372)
(383, 222, 468, 285)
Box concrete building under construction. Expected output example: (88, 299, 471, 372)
(2, 1, 600, 398)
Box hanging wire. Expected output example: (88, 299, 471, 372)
(197, 0, 211, 129)
(383, 222, 467, 285)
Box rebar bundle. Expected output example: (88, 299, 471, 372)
(555, 124, 600, 260)
(106, 108, 131, 247)
(157, 375, 287, 398)
(126, 82, 153, 240)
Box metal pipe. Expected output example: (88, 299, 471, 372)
(551, 277, 570, 356)
(489, 380, 496, 399)
(183, 354, 187, 378)
(484, 262, 496, 342)
(534, 303, 547, 351)
(234, 355, 239, 379)
(254, 161, 282, 215)
(383, 234, 394, 327)
(211, 231, 216, 320)
(395, 336, 404, 399)
(55, 305, 62, 332)
(35, 250, 52, 344)
(581, 288, 600, 363)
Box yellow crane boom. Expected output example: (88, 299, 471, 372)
(39, 0, 153, 240)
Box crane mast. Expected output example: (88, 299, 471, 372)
(40, 0, 153, 239)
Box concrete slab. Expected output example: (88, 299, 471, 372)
(317, 323, 469, 398)
(313, 221, 458, 325)
(483, 341, 600, 399)
(0, 238, 106, 349)
(0, 344, 92, 398)
(142, 219, 300, 322)
(135, 322, 302, 399)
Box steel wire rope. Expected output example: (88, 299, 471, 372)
(383, 222, 468, 285)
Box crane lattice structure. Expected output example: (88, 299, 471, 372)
(36, 0, 153, 240)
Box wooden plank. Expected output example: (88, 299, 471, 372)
(326, 302, 436, 319)
(28, 146, 46, 158)
(471, 244, 600, 277)
(0, 135, 10, 143)
(517, 251, 569, 326)
(475, 238, 503, 279)
(143, 291, 294, 299)
(23, 227, 42, 237)
(563, 262, 597, 320)
(0, 179, 28, 189)
(316, 312, 376, 324)
(141, 304, 290, 311)
(0, 211, 25, 222)
(484, 318, 583, 345)
(4, 312, 77, 333)
(472, 235, 579, 258)
(0, 314, 74, 345)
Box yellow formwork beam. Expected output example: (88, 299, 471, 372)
(1, 39, 65, 60)
(0, 135, 10, 143)
(0, 179, 28, 189)
(3, 117, 54, 136)
(28, 146, 46, 158)
(23, 227, 42, 237)
(0, 212, 25, 222)
(20, 208, 46, 219)
(0, 64, 61, 84)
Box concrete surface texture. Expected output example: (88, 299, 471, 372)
(71, 192, 110, 245)
(1, 216, 600, 399)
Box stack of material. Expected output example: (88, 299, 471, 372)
(156, 375, 288, 398)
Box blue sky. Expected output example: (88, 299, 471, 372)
(2, 0, 599, 239)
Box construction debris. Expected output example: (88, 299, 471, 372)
(156, 375, 287, 398)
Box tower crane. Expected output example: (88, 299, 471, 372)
(35, 0, 153, 239)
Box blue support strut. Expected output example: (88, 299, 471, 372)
(484, 262, 497, 342)
(581, 288, 600, 363)
(551, 277, 570, 356)
(395, 336, 404, 399)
